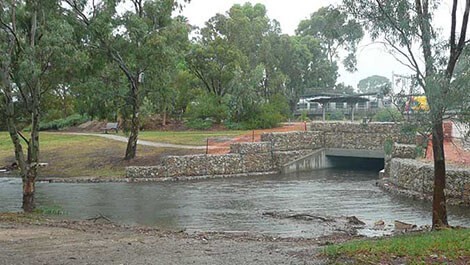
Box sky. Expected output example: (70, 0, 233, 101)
(180, 0, 457, 91)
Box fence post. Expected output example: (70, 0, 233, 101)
(252, 130, 255, 142)
(304, 121, 307, 131)
(206, 138, 209, 155)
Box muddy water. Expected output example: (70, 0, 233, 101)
(1, 170, 470, 238)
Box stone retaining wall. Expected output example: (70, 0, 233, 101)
(381, 142, 470, 205)
(127, 153, 275, 179)
(387, 158, 470, 205)
(310, 122, 414, 149)
(260, 131, 323, 151)
(127, 131, 317, 179)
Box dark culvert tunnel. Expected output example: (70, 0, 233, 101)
(326, 156, 385, 171)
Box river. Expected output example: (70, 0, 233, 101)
(1, 169, 469, 238)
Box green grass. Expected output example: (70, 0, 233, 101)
(0, 132, 201, 178)
(137, 130, 249, 145)
(35, 205, 67, 215)
(325, 228, 470, 264)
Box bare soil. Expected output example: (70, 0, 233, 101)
(0, 214, 345, 265)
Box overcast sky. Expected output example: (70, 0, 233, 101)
(180, 0, 459, 90)
(180, 0, 409, 89)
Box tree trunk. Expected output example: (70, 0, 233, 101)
(124, 81, 139, 160)
(162, 110, 167, 126)
(431, 119, 448, 229)
(125, 115, 139, 160)
(22, 170, 36, 212)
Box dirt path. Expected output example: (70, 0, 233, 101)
(0, 218, 328, 265)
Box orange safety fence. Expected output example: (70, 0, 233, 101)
(205, 122, 308, 155)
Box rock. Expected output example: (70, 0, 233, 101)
(346, 216, 365, 226)
(374, 220, 385, 226)
(373, 220, 385, 230)
(394, 220, 416, 230)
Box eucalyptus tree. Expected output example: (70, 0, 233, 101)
(357, 75, 391, 95)
(65, 0, 189, 160)
(276, 34, 338, 110)
(0, 0, 81, 211)
(344, 0, 470, 229)
(188, 3, 338, 121)
(296, 5, 364, 72)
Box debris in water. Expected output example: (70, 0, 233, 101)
(394, 220, 417, 230)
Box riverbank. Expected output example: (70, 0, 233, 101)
(0, 213, 345, 265)
(2, 213, 469, 264)
(0, 124, 303, 179)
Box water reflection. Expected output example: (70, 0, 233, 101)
(1, 169, 469, 238)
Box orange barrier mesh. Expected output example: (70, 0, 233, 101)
(206, 123, 307, 154)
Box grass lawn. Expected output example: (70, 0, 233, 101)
(136, 130, 249, 146)
(0, 132, 201, 178)
(324, 228, 470, 264)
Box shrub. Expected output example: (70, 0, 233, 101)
(38, 114, 89, 131)
(186, 94, 228, 124)
(328, 110, 345, 121)
(224, 121, 246, 130)
(384, 138, 393, 155)
(373, 108, 403, 122)
(297, 110, 311, 122)
(243, 102, 284, 129)
(185, 118, 213, 130)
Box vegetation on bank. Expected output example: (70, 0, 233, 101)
(325, 228, 470, 264)
(0, 132, 206, 178)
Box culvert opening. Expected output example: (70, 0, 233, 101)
(327, 156, 385, 171)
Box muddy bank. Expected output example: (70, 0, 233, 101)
(0, 214, 358, 265)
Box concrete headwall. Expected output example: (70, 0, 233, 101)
(282, 149, 333, 174)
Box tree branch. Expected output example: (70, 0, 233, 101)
(375, 0, 425, 81)
(450, 0, 458, 52)
(446, 0, 470, 78)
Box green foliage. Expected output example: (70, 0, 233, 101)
(223, 121, 247, 130)
(384, 138, 393, 155)
(298, 110, 311, 122)
(325, 229, 470, 264)
(37, 114, 89, 131)
(415, 144, 426, 158)
(328, 110, 345, 121)
(187, 3, 338, 123)
(243, 103, 284, 129)
(186, 94, 229, 124)
(35, 205, 66, 215)
(373, 108, 403, 122)
(185, 118, 213, 130)
(296, 5, 364, 72)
